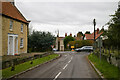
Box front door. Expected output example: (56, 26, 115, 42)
(9, 36, 13, 55)
(8, 34, 18, 55)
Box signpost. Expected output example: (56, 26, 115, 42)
(71, 46, 74, 51)
(98, 37, 102, 62)
(51, 45, 54, 48)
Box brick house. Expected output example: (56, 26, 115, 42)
(84, 28, 103, 40)
(84, 28, 103, 47)
(0, 2, 30, 56)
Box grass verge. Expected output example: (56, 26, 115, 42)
(2, 54, 59, 78)
(88, 53, 120, 80)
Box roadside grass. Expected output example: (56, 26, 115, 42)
(88, 53, 120, 80)
(2, 54, 59, 78)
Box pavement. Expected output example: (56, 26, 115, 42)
(16, 51, 99, 79)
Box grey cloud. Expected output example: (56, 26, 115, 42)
(15, 1, 118, 36)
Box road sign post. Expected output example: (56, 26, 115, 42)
(71, 46, 74, 51)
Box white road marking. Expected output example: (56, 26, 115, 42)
(53, 72, 62, 80)
(68, 60, 71, 63)
(63, 64, 68, 70)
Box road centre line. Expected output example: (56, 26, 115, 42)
(53, 72, 62, 80)
(68, 60, 71, 63)
(63, 64, 68, 70)
(53, 56, 73, 80)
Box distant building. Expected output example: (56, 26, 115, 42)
(55, 37, 64, 51)
(84, 28, 103, 48)
(0, 2, 30, 56)
(55, 32, 83, 51)
(84, 28, 103, 40)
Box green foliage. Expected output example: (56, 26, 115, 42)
(2, 54, 59, 78)
(28, 31, 55, 52)
(106, 8, 120, 48)
(64, 36, 75, 49)
(77, 32, 83, 36)
(68, 40, 94, 48)
(88, 53, 120, 80)
(85, 31, 90, 34)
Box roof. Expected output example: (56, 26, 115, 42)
(1, 2, 29, 23)
(85, 31, 103, 40)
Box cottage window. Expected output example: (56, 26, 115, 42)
(20, 38, 24, 48)
(21, 24, 23, 32)
(10, 20, 13, 30)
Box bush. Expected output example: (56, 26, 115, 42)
(68, 40, 93, 48)
(64, 36, 75, 49)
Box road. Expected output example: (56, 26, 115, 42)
(16, 51, 99, 79)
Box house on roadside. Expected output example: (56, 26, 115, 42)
(55, 37, 65, 51)
(0, 1, 30, 56)
(84, 28, 103, 47)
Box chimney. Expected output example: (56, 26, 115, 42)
(65, 33, 67, 37)
(70, 33, 72, 37)
(97, 28, 99, 34)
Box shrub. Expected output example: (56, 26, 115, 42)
(68, 40, 93, 48)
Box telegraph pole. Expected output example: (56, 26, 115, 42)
(93, 19, 96, 54)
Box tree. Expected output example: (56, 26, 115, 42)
(85, 31, 90, 34)
(28, 31, 55, 52)
(64, 36, 75, 49)
(107, 7, 120, 48)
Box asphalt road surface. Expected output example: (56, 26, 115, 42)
(16, 51, 99, 79)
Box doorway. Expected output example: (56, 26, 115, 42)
(8, 34, 18, 55)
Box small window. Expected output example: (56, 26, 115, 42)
(20, 38, 24, 48)
(21, 24, 23, 32)
(10, 20, 13, 30)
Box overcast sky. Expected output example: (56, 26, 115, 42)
(15, 0, 119, 37)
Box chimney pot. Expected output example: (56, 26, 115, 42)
(65, 33, 67, 37)
(70, 33, 72, 37)
(97, 28, 99, 34)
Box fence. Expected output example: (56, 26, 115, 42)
(94, 48, 120, 68)
(1, 52, 53, 69)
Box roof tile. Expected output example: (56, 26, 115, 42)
(1, 2, 29, 23)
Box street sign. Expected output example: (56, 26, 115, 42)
(71, 46, 74, 48)
(51, 45, 54, 48)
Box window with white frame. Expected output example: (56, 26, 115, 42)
(20, 38, 24, 48)
(10, 20, 13, 30)
(21, 24, 23, 32)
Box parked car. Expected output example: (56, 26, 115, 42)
(53, 48, 58, 51)
(75, 46, 93, 52)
